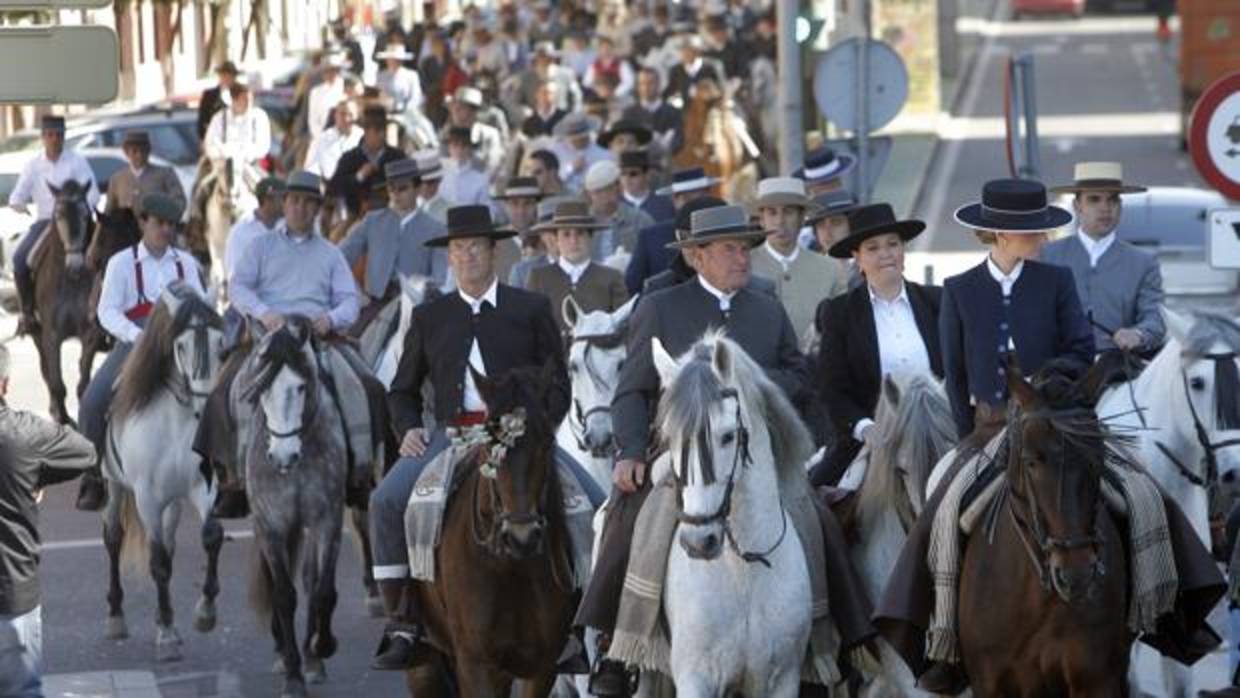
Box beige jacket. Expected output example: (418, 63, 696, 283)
(750, 243, 849, 344)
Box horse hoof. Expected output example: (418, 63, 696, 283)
(193, 598, 217, 633)
(155, 641, 183, 663)
(364, 594, 385, 618)
(271, 656, 287, 675)
(311, 632, 338, 659)
(105, 616, 128, 640)
(305, 658, 326, 684)
(281, 677, 308, 698)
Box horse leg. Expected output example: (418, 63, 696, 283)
(349, 505, 384, 617)
(76, 324, 100, 398)
(405, 660, 452, 698)
(148, 497, 182, 662)
(101, 481, 128, 640)
(265, 530, 306, 698)
(301, 520, 341, 685)
(194, 514, 223, 633)
(40, 329, 70, 425)
(453, 663, 509, 698)
(672, 673, 719, 698)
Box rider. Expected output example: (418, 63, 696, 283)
(306, 52, 348, 141)
(196, 61, 238, 143)
(222, 176, 284, 284)
(103, 130, 186, 219)
(303, 99, 362, 181)
(623, 166, 719, 295)
(328, 106, 404, 220)
(201, 80, 272, 213)
(195, 170, 381, 519)
(527, 198, 629, 336)
(75, 193, 206, 511)
(412, 150, 449, 224)
(583, 161, 655, 262)
(338, 158, 448, 324)
(1041, 162, 1166, 368)
(367, 204, 606, 671)
(8, 115, 99, 336)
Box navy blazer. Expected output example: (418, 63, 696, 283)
(638, 194, 676, 224)
(624, 220, 676, 295)
(940, 259, 1094, 437)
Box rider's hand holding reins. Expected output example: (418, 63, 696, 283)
(401, 428, 428, 458)
(613, 459, 646, 494)
(1113, 328, 1144, 352)
(260, 312, 285, 332)
(312, 315, 331, 337)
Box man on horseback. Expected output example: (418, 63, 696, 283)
(8, 115, 99, 336)
(104, 130, 186, 218)
(328, 106, 404, 220)
(527, 199, 628, 336)
(196, 170, 384, 519)
(367, 204, 606, 671)
(222, 176, 284, 284)
(202, 81, 271, 184)
(76, 193, 206, 510)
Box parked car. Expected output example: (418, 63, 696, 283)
(1013, 0, 1086, 19)
(0, 107, 200, 169)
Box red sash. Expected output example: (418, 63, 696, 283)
(124, 245, 185, 321)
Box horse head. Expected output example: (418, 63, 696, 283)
(1005, 358, 1108, 606)
(470, 357, 567, 560)
(1165, 309, 1240, 488)
(49, 179, 93, 271)
(159, 282, 224, 418)
(563, 295, 635, 458)
(244, 317, 318, 473)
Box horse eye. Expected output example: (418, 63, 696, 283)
(616, 359, 625, 371)
(568, 362, 579, 373)
(721, 431, 735, 446)
(1190, 376, 1206, 391)
(296, 385, 306, 394)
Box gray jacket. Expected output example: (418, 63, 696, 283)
(338, 207, 448, 298)
(1041, 233, 1165, 353)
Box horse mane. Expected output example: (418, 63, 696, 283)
(1183, 311, 1240, 357)
(112, 283, 221, 422)
(657, 331, 814, 490)
(241, 316, 316, 405)
(857, 374, 956, 528)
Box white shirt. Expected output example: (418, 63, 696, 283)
(307, 78, 345, 139)
(223, 212, 281, 283)
(1076, 228, 1116, 268)
(303, 125, 363, 179)
(458, 279, 498, 412)
(377, 66, 425, 114)
(623, 190, 649, 210)
(204, 107, 272, 164)
(763, 242, 800, 274)
(850, 285, 934, 441)
(558, 257, 590, 285)
(9, 149, 99, 220)
(986, 255, 1022, 351)
(697, 275, 737, 312)
(97, 242, 205, 343)
(439, 160, 492, 208)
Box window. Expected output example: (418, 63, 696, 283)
(86, 155, 128, 194)
(145, 124, 196, 165)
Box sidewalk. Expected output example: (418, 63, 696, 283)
(44, 671, 161, 698)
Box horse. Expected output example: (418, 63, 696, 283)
(558, 295, 636, 493)
(358, 274, 438, 389)
(100, 281, 225, 662)
(650, 331, 817, 696)
(958, 362, 1130, 697)
(31, 179, 103, 424)
(242, 318, 347, 698)
(840, 373, 957, 697)
(1101, 309, 1240, 698)
(193, 157, 257, 290)
(404, 359, 576, 698)
(85, 208, 142, 350)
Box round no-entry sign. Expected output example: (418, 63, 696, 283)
(1189, 71, 1240, 201)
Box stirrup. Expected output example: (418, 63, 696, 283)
(588, 657, 639, 697)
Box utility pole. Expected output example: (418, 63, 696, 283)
(776, 0, 802, 174)
(855, 0, 871, 203)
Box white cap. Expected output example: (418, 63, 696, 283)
(584, 160, 621, 192)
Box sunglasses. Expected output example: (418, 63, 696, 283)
(622, 170, 645, 178)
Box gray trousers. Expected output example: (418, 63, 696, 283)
(0, 606, 42, 698)
(369, 429, 606, 580)
(78, 341, 135, 451)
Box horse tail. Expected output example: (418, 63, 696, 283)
(249, 543, 274, 622)
(118, 490, 149, 576)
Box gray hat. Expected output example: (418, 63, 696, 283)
(285, 170, 324, 200)
(122, 130, 151, 148)
(255, 176, 286, 200)
(494, 176, 544, 200)
(413, 151, 443, 181)
(140, 192, 184, 223)
(554, 112, 601, 139)
(806, 190, 860, 225)
(753, 177, 811, 210)
(667, 205, 765, 250)
(385, 158, 420, 183)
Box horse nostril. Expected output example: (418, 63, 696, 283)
(1223, 470, 1236, 484)
(704, 534, 718, 551)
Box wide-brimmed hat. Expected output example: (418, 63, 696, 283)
(794, 147, 855, 184)
(954, 178, 1074, 234)
(122, 130, 151, 148)
(827, 203, 926, 258)
(619, 149, 656, 172)
(539, 199, 609, 232)
(674, 195, 728, 233)
(554, 112, 601, 139)
(1049, 162, 1147, 196)
(425, 205, 517, 247)
(655, 167, 719, 196)
(285, 170, 324, 200)
(667, 205, 765, 250)
(413, 151, 443, 181)
(584, 161, 621, 192)
(139, 192, 184, 223)
(375, 45, 415, 62)
(806, 190, 861, 225)
(494, 176, 544, 200)
(598, 120, 653, 149)
(753, 177, 811, 210)
(450, 86, 485, 109)
(384, 158, 420, 184)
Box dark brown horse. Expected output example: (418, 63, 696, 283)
(32, 180, 102, 424)
(958, 362, 1130, 697)
(85, 208, 142, 352)
(405, 360, 575, 698)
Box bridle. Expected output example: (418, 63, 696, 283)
(567, 330, 624, 458)
(166, 318, 217, 412)
(672, 387, 788, 568)
(1154, 352, 1240, 490)
(262, 366, 319, 440)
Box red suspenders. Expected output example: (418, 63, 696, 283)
(123, 245, 185, 321)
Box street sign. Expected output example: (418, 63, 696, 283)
(1209, 208, 1240, 269)
(0, 26, 118, 104)
(813, 38, 908, 134)
(822, 136, 893, 196)
(1188, 71, 1240, 201)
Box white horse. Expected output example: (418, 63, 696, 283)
(558, 295, 637, 493)
(839, 373, 957, 698)
(100, 282, 225, 662)
(1106, 309, 1240, 698)
(652, 331, 816, 696)
(356, 274, 436, 389)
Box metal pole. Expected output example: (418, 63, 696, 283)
(1019, 54, 1041, 179)
(1010, 58, 1024, 177)
(776, 0, 803, 175)
(856, 0, 871, 202)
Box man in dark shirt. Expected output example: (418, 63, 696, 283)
(328, 107, 404, 219)
(196, 61, 238, 144)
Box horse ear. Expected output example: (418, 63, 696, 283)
(652, 337, 677, 386)
(1004, 357, 1038, 409)
(1077, 360, 1111, 406)
(1162, 307, 1193, 346)
(540, 356, 571, 426)
(562, 295, 582, 329)
(883, 374, 901, 407)
(611, 295, 638, 328)
(711, 337, 733, 382)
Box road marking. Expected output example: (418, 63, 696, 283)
(1078, 43, 1108, 56)
(957, 15, 1173, 37)
(938, 112, 1180, 140)
(41, 528, 253, 552)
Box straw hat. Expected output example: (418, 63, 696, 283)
(1049, 162, 1147, 195)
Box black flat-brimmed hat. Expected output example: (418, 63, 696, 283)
(425, 205, 517, 247)
(1049, 162, 1147, 195)
(827, 203, 926, 258)
(598, 120, 653, 149)
(619, 149, 656, 171)
(655, 167, 719, 196)
(794, 147, 855, 184)
(806, 190, 861, 225)
(667, 204, 765, 250)
(954, 178, 1074, 233)
(122, 130, 151, 147)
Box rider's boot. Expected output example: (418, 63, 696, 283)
(917, 660, 969, 695)
(74, 466, 107, 511)
(588, 634, 637, 697)
(14, 267, 38, 337)
(371, 580, 435, 671)
(553, 628, 590, 675)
